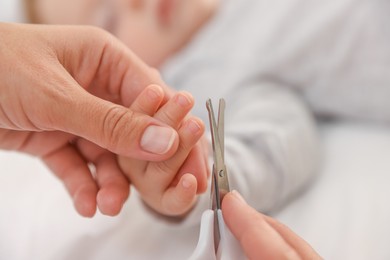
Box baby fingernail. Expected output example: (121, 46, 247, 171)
(140, 125, 176, 154)
(182, 177, 192, 189)
(186, 119, 202, 134)
(175, 92, 192, 107)
(146, 86, 162, 101)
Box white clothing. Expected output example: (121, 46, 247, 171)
(0, 0, 26, 23)
(159, 0, 390, 226)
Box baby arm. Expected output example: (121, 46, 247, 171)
(177, 82, 320, 227)
(118, 85, 209, 217)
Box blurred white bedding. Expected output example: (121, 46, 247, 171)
(277, 121, 390, 259)
(1, 121, 390, 260)
(0, 0, 26, 23)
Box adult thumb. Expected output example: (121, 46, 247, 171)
(56, 90, 179, 161)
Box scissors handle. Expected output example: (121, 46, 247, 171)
(189, 210, 215, 260)
(189, 210, 246, 260)
(216, 210, 246, 260)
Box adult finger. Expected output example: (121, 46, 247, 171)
(222, 191, 301, 260)
(42, 144, 98, 217)
(95, 153, 130, 216)
(46, 25, 175, 106)
(264, 215, 321, 259)
(75, 139, 130, 216)
(0, 129, 72, 156)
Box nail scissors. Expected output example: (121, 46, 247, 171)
(189, 99, 245, 260)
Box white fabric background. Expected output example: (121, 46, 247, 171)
(1, 122, 390, 260)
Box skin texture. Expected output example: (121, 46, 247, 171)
(0, 22, 182, 217)
(222, 191, 322, 259)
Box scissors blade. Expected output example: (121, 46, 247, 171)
(218, 99, 225, 161)
(217, 102, 229, 208)
(206, 98, 230, 254)
(207, 98, 230, 206)
(208, 99, 230, 202)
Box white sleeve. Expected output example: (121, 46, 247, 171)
(178, 81, 320, 227)
(226, 82, 320, 212)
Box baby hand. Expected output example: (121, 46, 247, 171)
(118, 85, 209, 217)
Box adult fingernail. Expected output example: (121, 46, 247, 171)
(231, 190, 247, 205)
(141, 125, 176, 154)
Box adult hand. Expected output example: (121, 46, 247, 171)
(222, 191, 321, 259)
(0, 23, 179, 217)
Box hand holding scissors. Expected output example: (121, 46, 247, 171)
(190, 99, 321, 260)
(190, 98, 245, 260)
